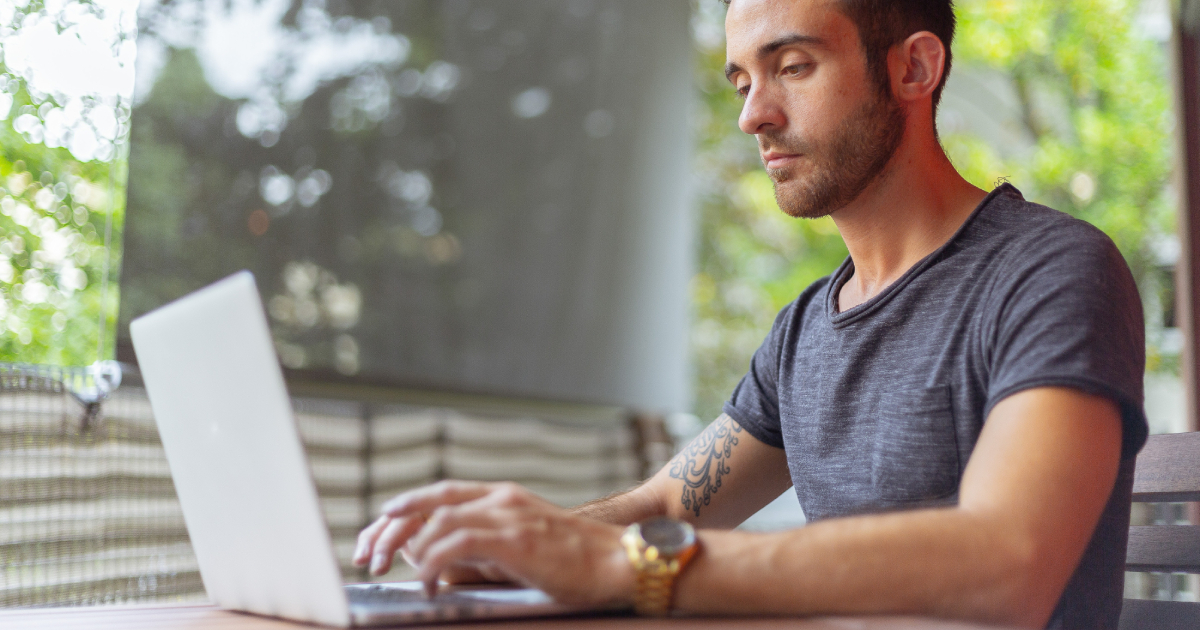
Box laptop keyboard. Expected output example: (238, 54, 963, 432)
(345, 584, 428, 605)
(345, 582, 559, 607)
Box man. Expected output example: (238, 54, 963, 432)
(353, 1, 1148, 628)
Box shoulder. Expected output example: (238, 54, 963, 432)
(967, 191, 1135, 305)
(974, 192, 1144, 359)
(969, 189, 1143, 346)
(974, 192, 1148, 460)
(979, 189, 1125, 272)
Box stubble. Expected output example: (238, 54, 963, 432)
(762, 90, 906, 219)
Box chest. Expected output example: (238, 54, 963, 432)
(777, 276, 996, 520)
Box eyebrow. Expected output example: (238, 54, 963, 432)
(724, 33, 827, 82)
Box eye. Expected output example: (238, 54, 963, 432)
(782, 63, 811, 77)
(733, 81, 750, 99)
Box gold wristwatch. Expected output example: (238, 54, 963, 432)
(620, 517, 699, 616)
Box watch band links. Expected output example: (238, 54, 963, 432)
(621, 523, 698, 616)
(632, 561, 678, 616)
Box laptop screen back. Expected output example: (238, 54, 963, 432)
(131, 271, 350, 627)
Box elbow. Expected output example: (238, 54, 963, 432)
(985, 534, 1067, 629)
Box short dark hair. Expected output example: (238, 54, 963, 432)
(839, 0, 955, 110)
(724, 0, 956, 111)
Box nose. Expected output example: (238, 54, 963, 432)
(738, 82, 787, 135)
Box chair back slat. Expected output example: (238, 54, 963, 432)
(1119, 598, 1200, 630)
(1124, 526, 1200, 573)
(1131, 432, 1200, 502)
(1122, 431, 1200, 629)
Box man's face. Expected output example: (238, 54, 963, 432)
(724, 0, 905, 219)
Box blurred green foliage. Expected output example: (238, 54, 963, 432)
(689, 0, 1177, 420)
(0, 0, 1178, 404)
(0, 118, 125, 367)
(0, 1, 125, 366)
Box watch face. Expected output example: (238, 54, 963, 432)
(639, 517, 695, 555)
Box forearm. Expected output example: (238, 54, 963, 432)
(581, 414, 792, 528)
(572, 413, 789, 527)
(674, 507, 1048, 628)
(570, 480, 667, 525)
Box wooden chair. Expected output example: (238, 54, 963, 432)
(1119, 431, 1200, 629)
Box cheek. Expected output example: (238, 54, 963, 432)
(786, 76, 865, 140)
(783, 90, 841, 141)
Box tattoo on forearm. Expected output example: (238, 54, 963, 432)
(667, 414, 742, 517)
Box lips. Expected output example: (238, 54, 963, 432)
(762, 150, 800, 169)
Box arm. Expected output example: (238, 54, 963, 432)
(353, 414, 791, 576)
(672, 386, 1122, 628)
(572, 413, 792, 527)
(355, 386, 1119, 627)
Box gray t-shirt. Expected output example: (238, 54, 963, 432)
(724, 184, 1148, 630)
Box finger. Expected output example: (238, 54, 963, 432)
(407, 505, 523, 563)
(416, 529, 520, 596)
(353, 516, 391, 566)
(397, 545, 516, 584)
(369, 515, 426, 576)
(475, 563, 514, 583)
(405, 541, 519, 584)
(439, 564, 506, 585)
(410, 483, 546, 555)
(368, 518, 406, 576)
(382, 480, 497, 517)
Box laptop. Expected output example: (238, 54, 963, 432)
(130, 270, 602, 626)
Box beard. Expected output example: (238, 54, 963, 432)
(762, 89, 906, 219)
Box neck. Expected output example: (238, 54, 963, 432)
(832, 118, 987, 311)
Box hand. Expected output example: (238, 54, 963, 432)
(353, 480, 635, 606)
(352, 512, 506, 584)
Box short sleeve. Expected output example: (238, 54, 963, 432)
(723, 303, 794, 449)
(985, 223, 1148, 460)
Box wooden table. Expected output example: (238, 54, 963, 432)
(0, 603, 1015, 629)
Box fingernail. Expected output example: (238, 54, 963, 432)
(370, 554, 384, 575)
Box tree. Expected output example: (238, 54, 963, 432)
(0, 0, 132, 366)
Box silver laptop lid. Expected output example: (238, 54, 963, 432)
(131, 271, 350, 627)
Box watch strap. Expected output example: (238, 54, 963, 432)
(621, 523, 698, 616)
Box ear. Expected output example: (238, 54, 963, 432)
(889, 31, 946, 104)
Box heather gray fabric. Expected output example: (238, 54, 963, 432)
(724, 184, 1148, 630)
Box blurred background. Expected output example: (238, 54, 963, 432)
(0, 0, 1195, 608)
